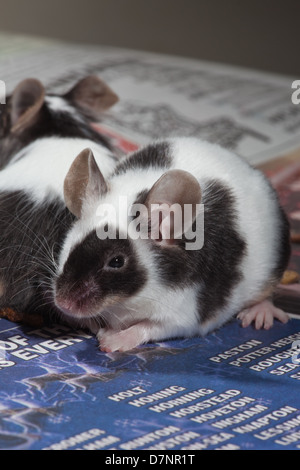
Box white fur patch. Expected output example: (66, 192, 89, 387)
(0, 137, 115, 202)
(45, 96, 79, 116)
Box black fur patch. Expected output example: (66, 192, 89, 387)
(149, 180, 247, 322)
(271, 201, 291, 281)
(0, 191, 75, 316)
(55, 230, 147, 314)
(113, 142, 172, 176)
(0, 96, 112, 169)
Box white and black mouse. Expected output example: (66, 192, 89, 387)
(54, 138, 291, 352)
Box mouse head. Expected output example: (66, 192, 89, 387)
(0, 75, 119, 167)
(54, 148, 202, 323)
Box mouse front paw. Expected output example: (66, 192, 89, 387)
(97, 323, 149, 352)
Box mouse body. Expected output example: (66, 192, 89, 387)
(54, 138, 291, 352)
(0, 76, 119, 320)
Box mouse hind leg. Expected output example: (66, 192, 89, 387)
(237, 298, 289, 330)
(238, 199, 291, 330)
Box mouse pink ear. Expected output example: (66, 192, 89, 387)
(64, 148, 108, 218)
(143, 169, 202, 246)
(64, 75, 119, 117)
(10, 78, 45, 133)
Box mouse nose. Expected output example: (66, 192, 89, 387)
(54, 297, 75, 316)
(55, 279, 99, 317)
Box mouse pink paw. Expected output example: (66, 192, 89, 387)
(237, 299, 289, 330)
(97, 324, 148, 352)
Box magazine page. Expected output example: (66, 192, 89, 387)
(1, 33, 300, 166)
(0, 317, 299, 450)
(0, 32, 300, 452)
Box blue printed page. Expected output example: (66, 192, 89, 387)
(0, 317, 299, 450)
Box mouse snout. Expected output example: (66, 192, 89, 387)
(54, 278, 100, 318)
(54, 297, 75, 316)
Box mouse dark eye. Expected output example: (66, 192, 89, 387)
(107, 256, 125, 269)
